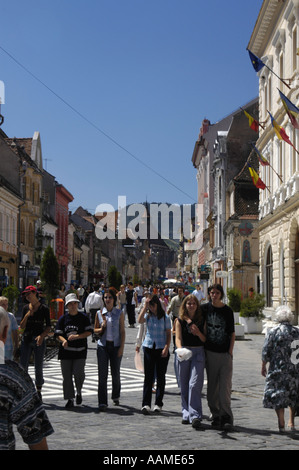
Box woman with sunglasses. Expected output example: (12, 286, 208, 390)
(94, 289, 125, 411)
(138, 294, 171, 414)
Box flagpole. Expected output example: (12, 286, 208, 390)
(264, 64, 291, 90)
(291, 143, 299, 155)
(240, 107, 265, 130)
(248, 49, 291, 90)
(268, 161, 283, 183)
(250, 143, 283, 183)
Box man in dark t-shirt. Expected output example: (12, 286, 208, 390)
(203, 303, 235, 353)
(201, 284, 235, 431)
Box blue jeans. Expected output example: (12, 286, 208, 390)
(97, 342, 122, 406)
(178, 346, 205, 422)
(20, 338, 46, 388)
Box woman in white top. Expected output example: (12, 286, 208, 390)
(94, 289, 125, 411)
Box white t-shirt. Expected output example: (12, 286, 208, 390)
(192, 289, 205, 302)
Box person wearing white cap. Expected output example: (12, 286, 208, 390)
(55, 293, 92, 408)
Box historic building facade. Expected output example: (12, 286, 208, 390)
(248, 0, 299, 320)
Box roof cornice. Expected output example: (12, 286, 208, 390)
(248, 0, 286, 56)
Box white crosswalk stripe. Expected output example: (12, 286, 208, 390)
(28, 359, 179, 401)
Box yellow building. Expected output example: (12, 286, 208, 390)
(6, 133, 43, 288)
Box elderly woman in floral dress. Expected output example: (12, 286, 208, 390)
(261, 305, 299, 432)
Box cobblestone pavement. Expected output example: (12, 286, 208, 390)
(14, 324, 299, 452)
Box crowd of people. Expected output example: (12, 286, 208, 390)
(0, 279, 298, 449)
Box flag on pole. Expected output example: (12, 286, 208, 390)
(268, 111, 299, 155)
(253, 145, 269, 166)
(268, 111, 292, 143)
(248, 50, 265, 72)
(248, 49, 291, 89)
(278, 89, 299, 129)
(243, 109, 260, 132)
(248, 165, 266, 190)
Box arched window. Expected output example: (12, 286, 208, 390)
(266, 245, 273, 307)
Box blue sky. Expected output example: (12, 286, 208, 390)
(0, 0, 263, 213)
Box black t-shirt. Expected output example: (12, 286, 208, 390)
(22, 303, 51, 339)
(55, 312, 92, 360)
(178, 318, 205, 347)
(126, 290, 134, 305)
(201, 302, 234, 353)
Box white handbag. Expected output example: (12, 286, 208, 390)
(176, 347, 192, 362)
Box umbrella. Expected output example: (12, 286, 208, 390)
(163, 279, 178, 284)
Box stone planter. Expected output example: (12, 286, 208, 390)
(233, 312, 240, 324)
(240, 316, 263, 334)
(235, 323, 245, 339)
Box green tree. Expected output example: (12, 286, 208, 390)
(2, 284, 20, 313)
(108, 265, 122, 290)
(40, 246, 60, 308)
(227, 288, 242, 312)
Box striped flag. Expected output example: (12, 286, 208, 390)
(248, 165, 266, 190)
(278, 90, 299, 130)
(243, 110, 259, 132)
(268, 111, 294, 145)
(253, 145, 269, 166)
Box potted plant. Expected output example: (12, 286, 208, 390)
(227, 288, 242, 323)
(240, 292, 265, 334)
(227, 288, 244, 338)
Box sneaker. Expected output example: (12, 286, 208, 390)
(153, 405, 162, 412)
(222, 423, 233, 432)
(113, 399, 120, 406)
(222, 422, 233, 432)
(211, 417, 221, 428)
(76, 394, 82, 405)
(99, 404, 108, 412)
(192, 418, 202, 429)
(182, 419, 190, 425)
(221, 416, 233, 432)
(141, 405, 151, 415)
(65, 399, 74, 409)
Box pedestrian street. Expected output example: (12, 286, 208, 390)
(28, 356, 179, 403)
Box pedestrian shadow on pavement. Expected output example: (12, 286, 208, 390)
(44, 402, 144, 415)
(194, 423, 299, 442)
(232, 425, 299, 440)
